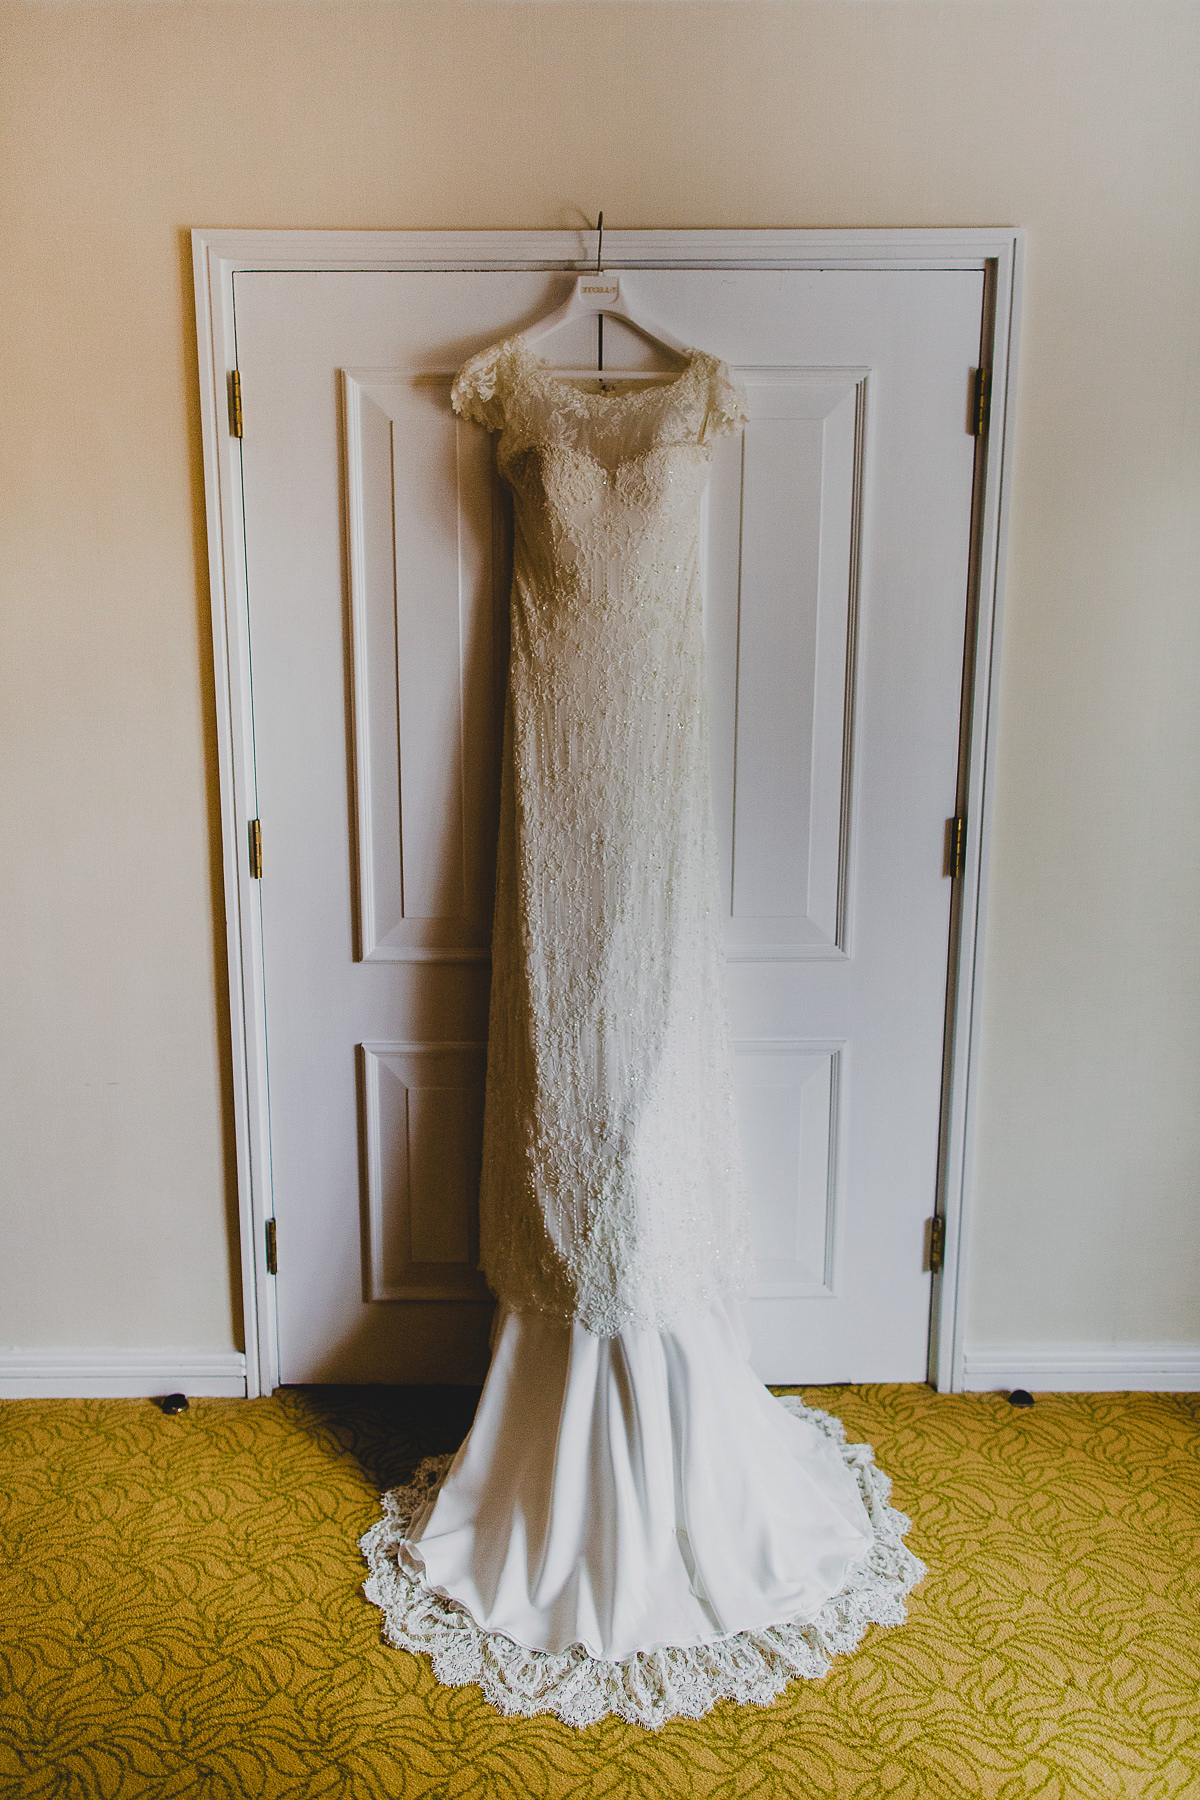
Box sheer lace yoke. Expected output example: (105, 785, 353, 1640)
(452, 336, 747, 469)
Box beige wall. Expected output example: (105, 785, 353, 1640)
(1, 1, 1197, 1360)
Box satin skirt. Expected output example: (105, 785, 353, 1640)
(399, 1299, 877, 1661)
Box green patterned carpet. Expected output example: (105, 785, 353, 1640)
(1, 1385, 1197, 1798)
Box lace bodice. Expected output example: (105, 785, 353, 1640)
(453, 336, 751, 1337)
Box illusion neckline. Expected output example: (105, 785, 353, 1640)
(507, 338, 706, 408)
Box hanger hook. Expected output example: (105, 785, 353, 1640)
(595, 212, 604, 274)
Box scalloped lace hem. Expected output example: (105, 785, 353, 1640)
(359, 1396, 926, 1730)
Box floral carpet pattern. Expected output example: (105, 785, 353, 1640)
(0, 1384, 1197, 1799)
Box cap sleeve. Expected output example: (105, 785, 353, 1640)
(451, 340, 509, 433)
(701, 358, 749, 442)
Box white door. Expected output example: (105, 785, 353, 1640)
(233, 264, 982, 1384)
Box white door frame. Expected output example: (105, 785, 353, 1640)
(192, 226, 1023, 1398)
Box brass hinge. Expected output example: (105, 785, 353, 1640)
(927, 1214, 946, 1274)
(228, 368, 243, 438)
(971, 366, 990, 437)
(949, 814, 967, 880)
(265, 1217, 277, 1275)
(247, 818, 263, 879)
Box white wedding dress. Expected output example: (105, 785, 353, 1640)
(360, 336, 924, 1729)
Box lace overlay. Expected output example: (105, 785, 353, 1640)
(359, 1395, 927, 1730)
(452, 339, 752, 1336)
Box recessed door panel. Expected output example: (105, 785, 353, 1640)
(708, 372, 863, 956)
(734, 1042, 842, 1298)
(361, 1042, 488, 1301)
(344, 373, 502, 961)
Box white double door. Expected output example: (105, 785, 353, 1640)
(234, 263, 983, 1384)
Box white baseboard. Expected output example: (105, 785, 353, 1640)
(962, 1342, 1200, 1393)
(0, 1348, 247, 1399)
(4, 1343, 1193, 1399)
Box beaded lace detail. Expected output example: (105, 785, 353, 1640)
(359, 1395, 927, 1731)
(452, 337, 752, 1337)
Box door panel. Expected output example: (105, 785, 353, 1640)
(234, 266, 982, 1382)
(343, 371, 502, 963)
(735, 1041, 841, 1297)
(360, 1041, 488, 1303)
(712, 372, 861, 952)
